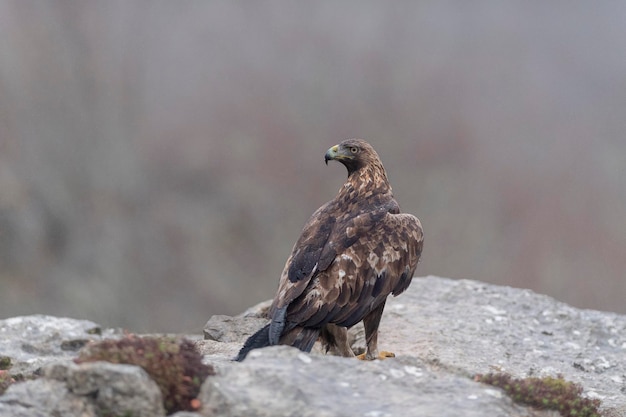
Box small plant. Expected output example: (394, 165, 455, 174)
(0, 356, 11, 370)
(0, 370, 13, 395)
(476, 373, 601, 417)
(0, 357, 15, 396)
(76, 335, 214, 414)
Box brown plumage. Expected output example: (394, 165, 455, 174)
(236, 139, 423, 361)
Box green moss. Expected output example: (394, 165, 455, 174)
(86, 327, 102, 335)
(476, 373, 601, 417)
(0, 356, 11, 371)
(76, 336, 214, 415)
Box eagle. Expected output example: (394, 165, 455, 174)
(236, 139, 423, 361)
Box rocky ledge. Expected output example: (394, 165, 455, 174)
(1, 276, 625, 417)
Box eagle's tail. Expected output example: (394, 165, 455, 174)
(234, 324, 320, 362)
(235, 324, 271, 361)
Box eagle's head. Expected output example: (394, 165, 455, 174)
(324, 139, 382, 175)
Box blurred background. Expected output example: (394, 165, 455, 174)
(1, 2, 625, 333)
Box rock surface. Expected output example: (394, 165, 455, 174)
(200, 345, 534, 417)
(0, 378, 94, 417)
(0, 315, 121, 375)
(199, 276, 626, 416)
(203, 314, 268, 343)
(1, 276, 625, 417)
(375, 276, 626, 410)
(46, 361, 166, 417)
(0, 361, 166, 417)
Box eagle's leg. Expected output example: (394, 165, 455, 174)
(357, 300, 395, 360)
(320, 324, 355, 357)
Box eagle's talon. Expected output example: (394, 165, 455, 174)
(356, 351, 396, 360)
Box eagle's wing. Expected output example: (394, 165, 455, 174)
(268, 201, 399, 343)
(271, 202, 335, 312)
(267, 201, 337, 343)
(285, 212, 423, 329)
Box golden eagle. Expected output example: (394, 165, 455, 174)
(236, 139, 423, 361)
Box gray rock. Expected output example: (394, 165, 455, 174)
(199, 345, 535, 417)
(0, 360, 165, 417)
(2, 276, 626, 416)
(201, 276, 626, 416)
(201, 311, 271, 370)
(203, 314, 267, 343)
(45, 361, 165, 417)
(195, 340, 243, 370)
(0, 315, 121, 375)
(369, 276, 626, 412)
(0, 378, 95, 417)
(170, 413, 204, 417)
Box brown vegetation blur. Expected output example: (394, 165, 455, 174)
(1, 2, 625, 332)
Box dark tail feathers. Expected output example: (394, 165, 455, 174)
(235, 324, 320, 361)
(235, 324, 271, 361)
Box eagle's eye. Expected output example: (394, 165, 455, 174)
(350, 147, 359, 154)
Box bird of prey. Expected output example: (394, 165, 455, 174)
(236, 139, 423, 361)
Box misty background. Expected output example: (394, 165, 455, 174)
(1, 2, 625, 333)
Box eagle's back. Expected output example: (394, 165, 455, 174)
(284, 210, 423, 329)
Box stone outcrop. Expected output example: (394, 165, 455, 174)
(1, 361, 164, 417)
(1, 276, 625, 416)
(200, 345, 535, 417)
(0, 315, 121, 375)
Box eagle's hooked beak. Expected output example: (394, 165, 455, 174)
(325, 145, 340, 165)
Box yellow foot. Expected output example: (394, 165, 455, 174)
(356, 351, 396, 360)
(379, 351, 396, 359)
